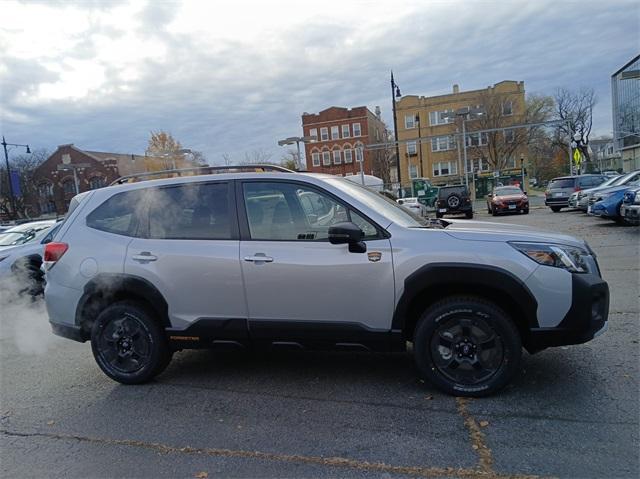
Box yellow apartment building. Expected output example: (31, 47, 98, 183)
(395, 81, 528, 196)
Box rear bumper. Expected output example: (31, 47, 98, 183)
(545, 197, 569, 207)
(527, 273, 609, 351)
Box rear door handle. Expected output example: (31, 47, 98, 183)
(244, 254, 273, 263)
(132, 252, 158, 262)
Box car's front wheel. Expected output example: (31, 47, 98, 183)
(413, 296, 522, 397)
(91, 300, 172, 384)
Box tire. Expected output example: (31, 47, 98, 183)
(487, 204, 491, 214)
(465, 211, 473, 219)
(550, 206, 561, 212)
(413, 296, 522, 397)
(523, 207, 529, 215)
(447, 194, 461, 209)
(91, 300, 172, 384)
(436, 212, 443, 219)
(491, 206, 498, 216)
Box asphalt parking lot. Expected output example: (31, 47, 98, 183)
(1, 206, 638, 478)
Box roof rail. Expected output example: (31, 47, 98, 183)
(110, 164, 295, 186)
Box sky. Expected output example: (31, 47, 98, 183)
(1, 0, 638, 165)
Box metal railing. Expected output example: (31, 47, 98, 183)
(110, 164, 295, 186)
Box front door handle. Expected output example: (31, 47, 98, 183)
(244, 254, 273, 263)
(132, 252, 158, 262)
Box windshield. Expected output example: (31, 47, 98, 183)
(548, 178, 574, 189)
(0, 231, 32, 246)
(495, 187, 523, 195)
(327, 178, 427, 227)
(613, 172, 639, 186)
(601, 176, 622, 187)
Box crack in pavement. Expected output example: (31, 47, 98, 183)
(1, 428, 547, 479)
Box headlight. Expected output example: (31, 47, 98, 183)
(510, 242, 595, 273)
(634, 193, 640, 205)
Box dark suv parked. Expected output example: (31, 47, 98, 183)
(545, 175, 606, 212)
(436, 185, 473, 218)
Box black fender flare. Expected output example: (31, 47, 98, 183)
(75, 273, 170, 328)
(391, 263, 539, 336)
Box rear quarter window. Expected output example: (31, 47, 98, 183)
(86, 190, 145, 236)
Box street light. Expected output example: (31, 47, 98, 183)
(2, 136, 31, 220)
(390, 71, 402, 196)
(443, 107, 485, 190)
(277, 136, 316, 171)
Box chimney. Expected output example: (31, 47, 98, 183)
(453, 84, 460, 94)
(375, 106, 381, 119)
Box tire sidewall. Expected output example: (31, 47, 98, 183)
(414, 298, 522, 397)
(90, 301, 168, 384)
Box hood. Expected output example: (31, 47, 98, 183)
(595, 185, 635, 196)
(0, 241, 43, 255)
(442, 219, 585, 248)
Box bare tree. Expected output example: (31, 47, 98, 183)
(371, 129, 395, 185)
(0, 148, 49, 218)
(280, 149, 299, 170)
(220, 153, 233, 166)
(553, 87, 597, 163)
(241, 149, 273, 165)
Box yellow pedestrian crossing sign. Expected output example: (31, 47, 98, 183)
(573, 148, 582, 166)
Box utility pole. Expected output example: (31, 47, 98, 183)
(2, 136, 30, 220)
(391, 71, 402, 196)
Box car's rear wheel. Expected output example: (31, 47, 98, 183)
(436, 212, 443, 218)
(91, 300, 172, 384)
(465, 211, 473, 219)
(413, 296, 522, 397)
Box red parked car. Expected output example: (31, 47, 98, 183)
(486, 186, 529, 215)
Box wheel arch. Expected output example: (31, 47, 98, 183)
(392, 263, 539, 350)
(75, 274, 170, 337)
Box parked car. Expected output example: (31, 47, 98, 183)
(486, 186, 529, 215)
(589, 178, 640, 223)
(620, 186, 640, 225)
(0, 222, 62, 295)
(0, 220, 56, 250)
(397, 197, 427, 216)
(568, 191, 580, 208)
(435, 185, 473, 218)
(578, 171, 640, 211)
(45, 166, 609, 397)
(545, 174, 607, 212)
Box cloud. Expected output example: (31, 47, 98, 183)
(1, 0, 637, 163)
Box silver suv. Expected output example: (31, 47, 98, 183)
(45, 166, 609, 397)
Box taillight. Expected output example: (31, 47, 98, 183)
(44, 242, 68, 269)
(574, 186, 581, 192)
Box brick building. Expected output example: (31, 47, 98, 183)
(301, 106, 388, 177)
(30, 144, 183, 215)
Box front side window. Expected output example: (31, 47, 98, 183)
(242, 182, 378, 241)
(147, 183, 231, 240)
(87, 190, 146, 236)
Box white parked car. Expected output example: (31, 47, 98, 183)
(0, 220, 56, 251)
(397, 197, 427, 216)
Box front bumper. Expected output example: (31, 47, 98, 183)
(493, 202, 528, 212)
(527, 273, 609, 351)
(621, 204, 640, 225)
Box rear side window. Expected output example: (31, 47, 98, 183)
(147, 183, 231, 240)
(548, 178, 575, 189)
(86, 190, 145, 236)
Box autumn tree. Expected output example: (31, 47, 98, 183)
(145, 130, 184, 169)
(371, 129, 395, 185)
(280, 149, 299, 170)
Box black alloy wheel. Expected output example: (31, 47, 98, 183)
(91, 301, 172, 384)
(414, 296, 521, 397)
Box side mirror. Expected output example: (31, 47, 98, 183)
(487, 193, 493, 198)
(523, 191, 527, 195)
(328, 222, 366, 253)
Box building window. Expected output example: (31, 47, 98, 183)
(89, 176, 105, 190)
(38, 182, 53, 198)
(404, 115, 415, 129)
(505, 157, 517, 169)
(322, 151, 331, 166)
(345, 172, 353, 176)
(429, 110, 454, 126)
(62, 178, 76, 195)
(353, 123, 361, 137)
(331, 125, 339, 140)
(504, 129, 515, 143)
(309, 128, 318, 141)
(409, 164, 418, 179)
(333, 150, 341, 164)
(407, 141, 417, 155)
(320, 127, 329, 141)
(433, 161, 458, 176)
(344, 149, 353, 163)
(342, 124, 350, 138)
(312, 152, 320, 167)
(502, 100, 513, 116)
(466, 132, 488, 147)
(431, 135, 456, 152)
